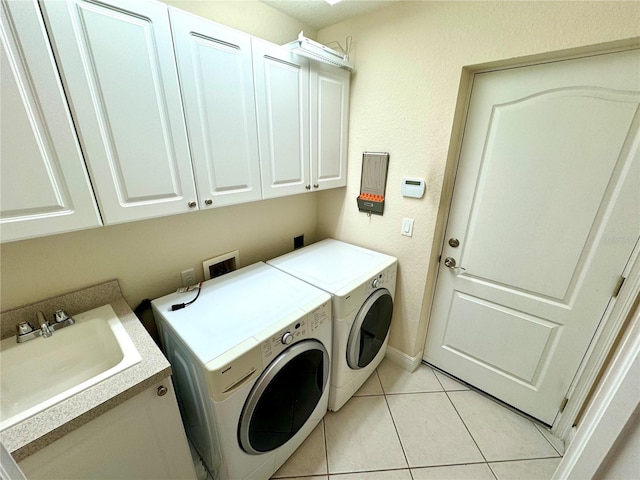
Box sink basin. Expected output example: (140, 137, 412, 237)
(0, 304, 141, 430)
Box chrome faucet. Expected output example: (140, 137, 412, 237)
(37, 311, 52, 338)
(16, 309, 76, 343)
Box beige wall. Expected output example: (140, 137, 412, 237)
(0, 1, 316, 312)
(0, 195, 318, 311)
(316, 1, 640, 358)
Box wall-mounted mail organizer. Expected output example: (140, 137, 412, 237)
(357, 152, 390, 216)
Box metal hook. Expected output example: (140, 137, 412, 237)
(326, 36, 352, 57)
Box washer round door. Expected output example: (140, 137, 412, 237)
(347, 288, 393, 369)
(238, 339, 330, 455)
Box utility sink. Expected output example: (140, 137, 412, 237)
(0, 304, 141, 430)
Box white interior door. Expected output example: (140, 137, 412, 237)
(423, 49, 640, 425)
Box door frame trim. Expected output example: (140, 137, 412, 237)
(419, 39, 640, 440)
(554, 241, 640, 441)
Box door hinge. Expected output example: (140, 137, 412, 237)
(559, 396, 569, 413)
(612, 276, 626, 298)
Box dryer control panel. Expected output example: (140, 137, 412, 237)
(365, 263, 397, 297)
(207, 301, 330, 401)
(261, 302, 330, 364)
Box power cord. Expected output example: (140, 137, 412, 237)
(171, 282, 203, 311)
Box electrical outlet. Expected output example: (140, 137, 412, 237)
(181, 268, 195, 286)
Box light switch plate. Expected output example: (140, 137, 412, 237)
(401, 218, 414, 237)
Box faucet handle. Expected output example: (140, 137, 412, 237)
(17, 321, 34, 335)
(53, 309, 71, 323)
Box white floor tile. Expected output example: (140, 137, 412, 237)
(330, 469, 412, 480)
(411, 463, 495, 480)
(273, 421, 327, 478)
(490, 458, 562, 480)
(534, 423, 565, 455)
(277, 476, 328, 480)
(449, 391, 558, 462)
(434, 371, 469, 391)
(353, 370, 384, 396)
(377, 359, 443, 394)
(386, 393, 484, 467)
(324, 396, 407, 474)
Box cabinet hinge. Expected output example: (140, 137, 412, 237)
(559, 397, 569, 413)
(612, 276, 626, 298)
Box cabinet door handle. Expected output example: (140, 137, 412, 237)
(157, 385, 168, 397)
(305, 185, 311, 190)
(313, 184, 319, 189)
(204, 199, 213, 206)
(188, 201, 197, 208)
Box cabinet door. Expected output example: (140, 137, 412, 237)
(252, 38, 310, 199)
(170, 8, 261, 208)
(310, 63, 350, 190)
(18, 381, 196, 480)
(0, 0, 101, 243)
(40, 0, 198, 225)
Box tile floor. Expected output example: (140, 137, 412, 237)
(271, 359, 564, 480)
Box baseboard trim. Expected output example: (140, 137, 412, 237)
(385, 346, 422, 372)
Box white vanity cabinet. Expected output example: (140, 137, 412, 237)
(170, 8, 262, 209)
(0, 0, 102, 243)
(39, 0, 199, 225)
(253, 38, 311, 199)
(18, 381, 197, 480)
(310, 62, 350, 191)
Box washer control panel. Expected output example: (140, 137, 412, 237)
(261, 301, 330, 363)
(365, 263, 397, 296)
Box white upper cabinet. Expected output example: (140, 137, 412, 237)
(170, 8, 262, 209)
(252, 38, 311, 199)
(310, 62, 350, 190)
(40, 0, 198, 225)
(0, 0, 102, 243)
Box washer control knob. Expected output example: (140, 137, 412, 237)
(281, 332, 293, 345)
(372, 278, 379, 288)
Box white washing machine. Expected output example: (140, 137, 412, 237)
(268, 239, 397, 411)
(152, 263, 332, 480)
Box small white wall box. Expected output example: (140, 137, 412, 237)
(401, 178, 425, 198)
(357, 152, 390, 215)
(203, 250, 239, 280)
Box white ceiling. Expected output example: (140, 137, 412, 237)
(259, 0, 398, 31)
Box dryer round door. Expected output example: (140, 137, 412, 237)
(238, 339, 330, 455)
(347, 288, 393, 369)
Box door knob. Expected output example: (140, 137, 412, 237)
(444, 257, 466, 272)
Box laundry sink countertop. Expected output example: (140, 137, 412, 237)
(0, 280, 171, 462)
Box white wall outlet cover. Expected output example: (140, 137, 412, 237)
(181, 268, 195, 286)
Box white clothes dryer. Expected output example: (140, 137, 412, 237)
(268, 239, 396, 411)
(152, 263, 332, 480)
